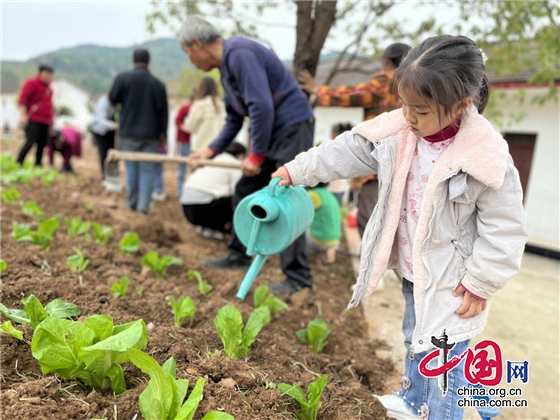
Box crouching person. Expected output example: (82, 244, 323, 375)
(306, 182, 341, 264)
(181, 142, 246, 237)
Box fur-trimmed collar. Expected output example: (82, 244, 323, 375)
(352, 105, 509, 189)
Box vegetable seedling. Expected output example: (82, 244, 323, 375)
(127, 349, 234, 420)
(21, 200, 45, 219)
(66, 216, 91, 236)
(2, 187, 20, 204)
(188, 270, 212, 294)
(119, 232, 141, 254)
(110, 277, 130, 299)
(141, 251, 183, 277)
(32, 315, 148, 394)
(253, 284, 288, 315)
(296, 318, 330, 354)
(165, 295, 196, 327)
(12, 217, 59, 250)
(92, 222, 113, 244)
(67, 247, 90, 285)
(278, 375, 328, 420)
(213, 305, 270, 359)
(0, 259, 7, 274)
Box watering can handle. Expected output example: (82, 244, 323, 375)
(269, 177, 287, 197)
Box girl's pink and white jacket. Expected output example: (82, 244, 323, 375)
(284, 105, 526, 354)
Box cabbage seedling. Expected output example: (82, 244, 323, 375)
(67, 247, 90, 285)
(92, 222, 113, 244)
(165, 295, 196, 327)
(110, 277, 130, 299)
(187, 270, 212, 294)
(141, 251, 183, 277)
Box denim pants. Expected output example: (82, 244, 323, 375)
(176, 142, 191, 196)
(399, 279, 498, 419)
(153, 163, 164, 195)
(120, 137, 158, 213)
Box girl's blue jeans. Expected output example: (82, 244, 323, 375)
(399, 279, 499, 419)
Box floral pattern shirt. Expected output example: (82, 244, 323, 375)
(398, 136, 456, 281)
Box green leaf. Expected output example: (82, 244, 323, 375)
(44, 298, 81, 319)
(32, 317, 96, 378)
(176, 377, 205, 420)
(67, 248, 90, 274)
(0, 320, 24, 340)
(92, 222, 113, 244)
(214, 305, 244, 359)
(142, 251, 183, 277)
(0, 303, 30, 325)
(22, 200, 45, 219)
(253, 285, 288, 315)
(127, 348, 177, 420)
(297, 318, 330, 354)
(278, 382, 309, 407)
(78, 318, 147, 393)
(38, 217, 60, 237)
(106, 363, 127, 395)
(188, 270, 213, 294)
(22, 295, 47, 329)
(119, 232, 141, 254)
(166, 295, 196, 327)
(66, 216, 91, 236)
(2, 187, 21, 204)
(0, 259, 7, 274)
(253, 284, 268, 308)
(110, 277, 130, 298)
(12, 221, 33, 241)
(241, 306, 270, 348)
(162, 357, 177, 377)
(201, 412, 235, 420)
(278, 375, 328, 420)
(83, 314, 114, 342)
(307, 375, 328, 409)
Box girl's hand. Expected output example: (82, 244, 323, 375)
(453, 284, 487, 318)
(271, 166, 292, 186)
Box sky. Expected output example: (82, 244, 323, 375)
(1, 1, 298, 61)
(0, 1, 462, 62)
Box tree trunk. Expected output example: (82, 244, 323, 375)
(293, 0, 337, 78)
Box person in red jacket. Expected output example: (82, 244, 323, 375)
(175, 101, 192, 196)
(17, 65, 55, 166)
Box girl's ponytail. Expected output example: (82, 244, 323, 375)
(477, 74, 490, 114)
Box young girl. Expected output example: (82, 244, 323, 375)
(273, 35, 526, 420)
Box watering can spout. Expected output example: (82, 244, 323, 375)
(236, 254, 268, 299)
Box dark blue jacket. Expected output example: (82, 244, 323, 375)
(210, 37, 313, 158)
(109, 67, 168, 140)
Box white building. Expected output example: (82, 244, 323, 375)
(311, 58, 560, 254)
(1, 78, 93, 132)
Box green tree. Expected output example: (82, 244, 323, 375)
(146, 1, 559, 122)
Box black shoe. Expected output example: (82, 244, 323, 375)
(205, 253, 251, 271)
(268, 280, 304, 296)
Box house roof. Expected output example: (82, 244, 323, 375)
(309, 54, 557, 88)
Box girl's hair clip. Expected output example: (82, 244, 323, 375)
(478, 48, 488, 65)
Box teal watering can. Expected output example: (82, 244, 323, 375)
(234, 178, 314, 299)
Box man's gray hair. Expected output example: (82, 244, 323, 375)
(179, 15, 221, 46)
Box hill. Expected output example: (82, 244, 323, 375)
(1, 38, 193, 95)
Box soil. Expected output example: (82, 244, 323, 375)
(0, 141, 395, 420)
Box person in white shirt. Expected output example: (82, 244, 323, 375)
(183, 77, 226, 152)
(181, 142, 245, 236)
(90, 95, 117, 180)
